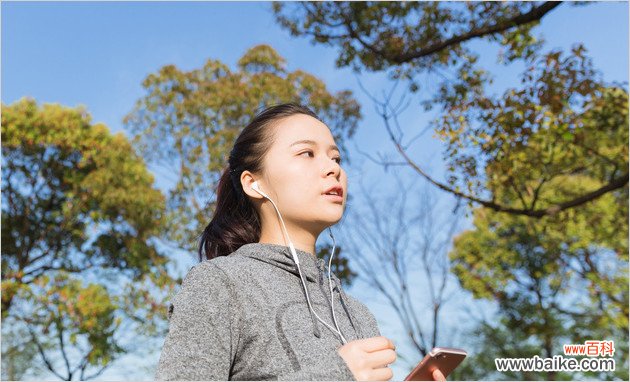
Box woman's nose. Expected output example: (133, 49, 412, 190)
(323, 158, 341, 178)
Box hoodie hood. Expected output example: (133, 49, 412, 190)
(235, 242, 330, 283)
(233, 242, 358, 340)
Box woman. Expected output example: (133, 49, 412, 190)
(155, 103, 443, 381)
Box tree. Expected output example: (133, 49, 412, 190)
(447, 99, 629, 379)
(272, 2, 628, 217)
(10, 272, 125, 381)
(2, 98, 175, 380)
(123, 44, 363, 259)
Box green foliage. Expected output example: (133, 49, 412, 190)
(443, 63, 628, 378)
(273, 2, 558, 84)
(20, 272, 124, 367)
(449, 164, 628, 379)
(1, 98, 176, 379)
(431, 45, 628, 202)
(123, 44, 362, 252)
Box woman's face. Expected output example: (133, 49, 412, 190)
(256, 113, 348, 233)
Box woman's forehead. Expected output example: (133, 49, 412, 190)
(271, 114, 335, 146)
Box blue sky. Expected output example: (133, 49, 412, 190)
(2, 1, 628, 380)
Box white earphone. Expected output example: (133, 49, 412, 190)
(250, 180, 348, 344)
(250, 181, 265, 197)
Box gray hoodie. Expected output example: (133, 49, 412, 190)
(155, 242, 381, 381)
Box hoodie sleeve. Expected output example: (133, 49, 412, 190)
(155, 261, 241, 381)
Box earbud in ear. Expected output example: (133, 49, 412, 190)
(251, 181, 268, 199)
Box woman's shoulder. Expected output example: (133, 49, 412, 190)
(170, 256, 255, 312)
(204, 251, 257, 272)
(184, 253, 256, 286)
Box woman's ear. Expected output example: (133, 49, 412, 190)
(241, 171, 264, 200)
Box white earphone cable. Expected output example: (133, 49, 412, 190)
(257, 185, 348, 344)
(327, 227, 346, 344)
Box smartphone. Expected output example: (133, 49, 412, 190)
(404, 347, 467, 381)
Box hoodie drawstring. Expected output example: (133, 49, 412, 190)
(304, 281, 322, 338)
(337, 283, 362, 339)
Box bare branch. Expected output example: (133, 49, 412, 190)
(343, 171, 463, 360)
(26, 325, 67, 381)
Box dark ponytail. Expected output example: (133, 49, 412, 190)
(198, 103, 321, 261)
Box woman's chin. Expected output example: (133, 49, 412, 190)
(305, 214, 343, 232)
(320, 213, 344, 226)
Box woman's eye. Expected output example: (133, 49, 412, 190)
(298, 150, 341, 164)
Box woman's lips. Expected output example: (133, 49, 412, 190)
(323, 193, 343, 203)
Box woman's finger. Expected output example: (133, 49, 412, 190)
(371, 366, 394, 381)
(432, 368, 446, 382)
(366, 348, 397, 368)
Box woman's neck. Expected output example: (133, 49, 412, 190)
(258, 227, 318, 256)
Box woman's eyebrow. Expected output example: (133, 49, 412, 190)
(290, 139, 339, 152)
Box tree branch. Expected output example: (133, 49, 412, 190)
(367, 88, 629, 217)
(392, 2, 562, 64)
(26, 325, 67, 381)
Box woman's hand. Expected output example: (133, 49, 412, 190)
(337, 336, 397, 381)
(432, 369, 446, 381)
